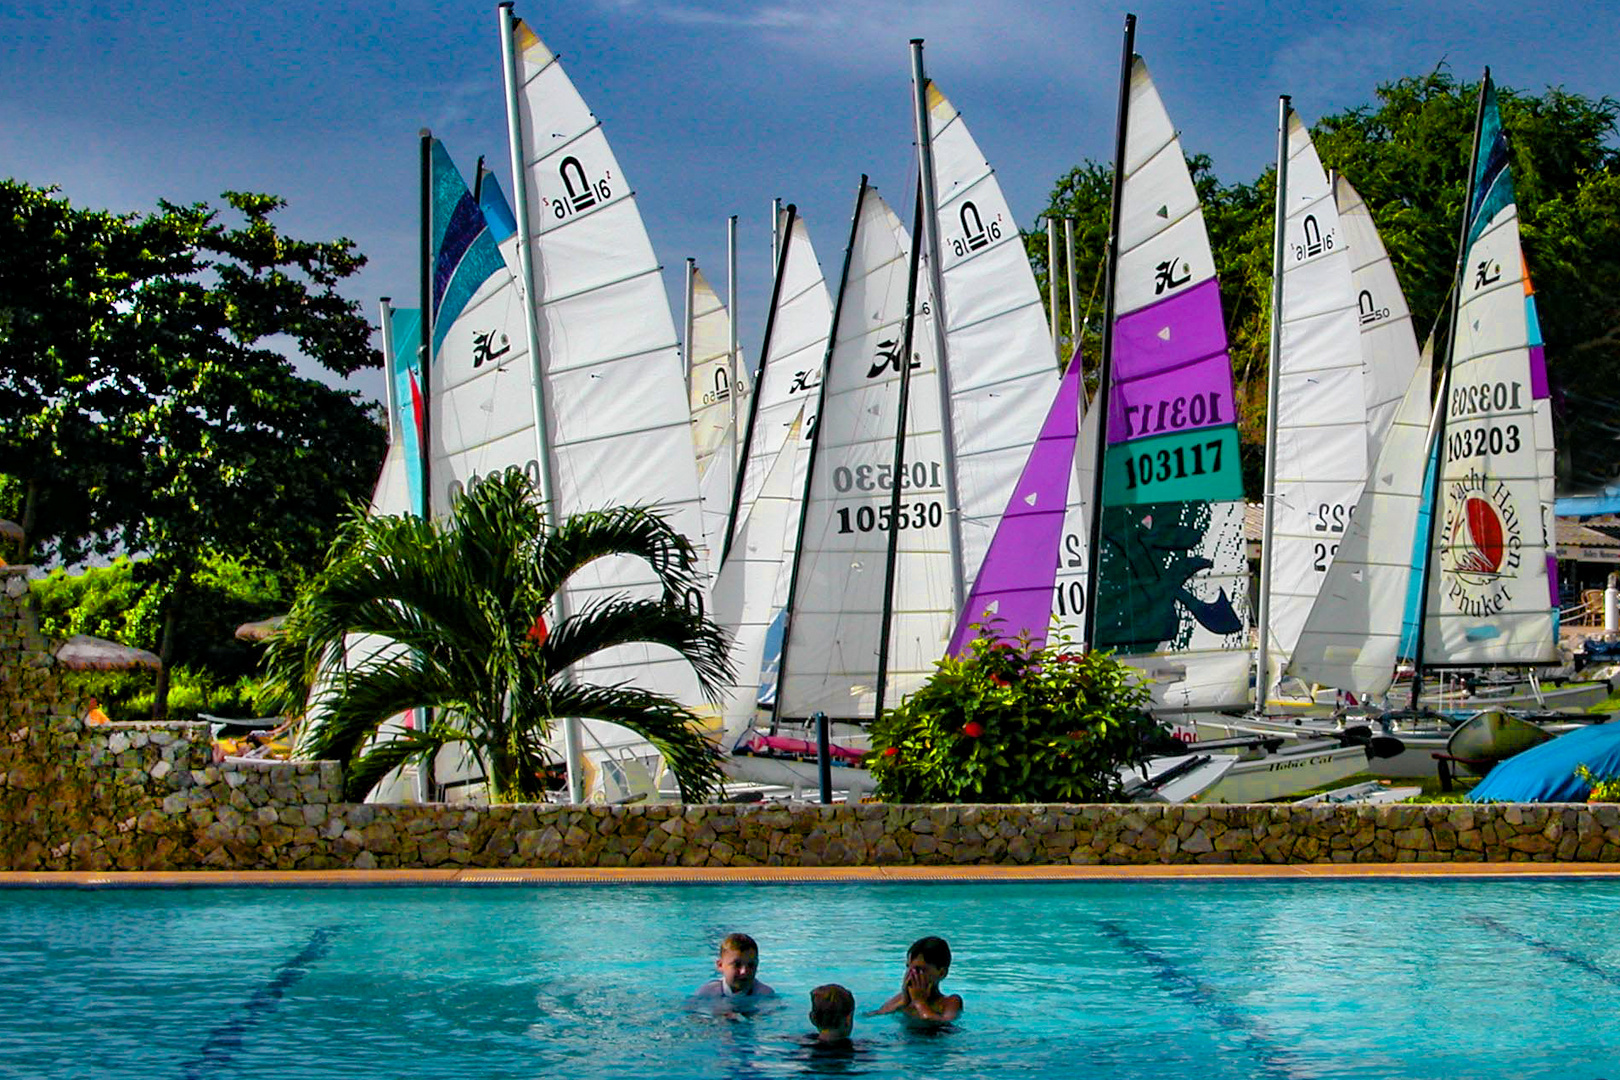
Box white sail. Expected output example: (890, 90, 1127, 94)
(687, 265, 745, 478)
(504, 17, 710, 722)
(686, 265, 746, 561)
(1336, 177, 1421, 457)
(707, 412, 804, 745)
(920, 79, 1059, 593)
(1260, 109, 1369, 697)
(732, 210, 833, 540)
(1287, 346, 1435, 696)
(775, 184, 952, 720)
(1422, 80, 1558, 667)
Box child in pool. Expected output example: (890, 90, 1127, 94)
(693, 932, 776, 1005)
(806, 983, 854, 1045)
(873, 936, 962, 1023)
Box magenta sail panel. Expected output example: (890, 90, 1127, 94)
(947, 358, 1084, 656)
(1110, 278, 1228, 382)
(1105, 350, 1236, 445)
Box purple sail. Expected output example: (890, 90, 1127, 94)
(947, 356, 1083, 656)
(1105, 351, 1236, 445)
(1110, 278, 1227, 382)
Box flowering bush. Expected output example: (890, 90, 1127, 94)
(868, 632, 1160, 803)
(1575, 764, 1620, 802)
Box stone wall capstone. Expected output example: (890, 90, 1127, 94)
(6, 564, 1620, 871)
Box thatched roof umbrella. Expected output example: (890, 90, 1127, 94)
(54, 634, 162, 671)
(234, 614, 287, 642)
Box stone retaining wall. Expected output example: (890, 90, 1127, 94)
(7, 565, 1620, 872)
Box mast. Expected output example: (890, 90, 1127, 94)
(1255, 95, 1291, 712)
(1065, 218, 1079, 361)
(1047, 217, 1060, 363)
(908, 38, 967, 616)
(1082, 12, 1137, 649)
(378, 297, 399, 447)
(682, 257, 696, 391)
(769, 179, 867, 729)
(771, 198, 782, 272)
(498, 1, 580, 800)
(722, 204, 798, 563)
(417, 129, 433, 522)
(1408, 70, 1491, 711)
(727, 214, 741, 491)
(874, 188, 929, 719)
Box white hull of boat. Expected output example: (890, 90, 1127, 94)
(721, 753, 877, 799)
(1197, 743, 1372, 803)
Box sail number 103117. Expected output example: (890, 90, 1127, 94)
(1122, 439, 1223, 490)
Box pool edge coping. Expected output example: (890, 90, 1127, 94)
(7, 863, 1620, 888)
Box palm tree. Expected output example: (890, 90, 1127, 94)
(264, 469, 731, 803)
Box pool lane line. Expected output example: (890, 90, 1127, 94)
(1464, 914, 1620, 989)
(178, 925, 339, 1080)
(7, 863, 1620, 888)
(1096, 920, 1312, 1080)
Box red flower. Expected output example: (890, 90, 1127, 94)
(963, 721, 985, 738)
(882, 746, 899, 758)
(989, 673, 1010, 687)
(1055, 652, 1079, 663)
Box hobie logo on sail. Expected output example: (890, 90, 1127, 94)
(1292, 215, 1333, 262)
(950, 201, 1001, 257)
(1474, 259, 1502, 288)
(1357, 290, 1390, 325)
(866, 338, 921, 380)
(701, 365, 732, 405)
(1440, 472, 1523, 617)
(1153, 258, 1191, 295)
(472, 329, 512, 369)
(551, 156, 613, 220)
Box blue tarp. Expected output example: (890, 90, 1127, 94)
(1555, 483, 1620, 518)
(1468, 720, 1620, 802)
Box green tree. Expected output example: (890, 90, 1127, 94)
(0, 183, 386, 717)
(30, 553, 297, 721)
(265, 470, 733, 804)
(0, 183, 187, 563)
(869, 635, 1159, 803)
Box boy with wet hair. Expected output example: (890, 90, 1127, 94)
(807, 983, 855, 1043)
(693, 932, 776, 1003)
(873, 935, 962, 1022)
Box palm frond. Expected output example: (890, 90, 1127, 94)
(537, 681, 725, 801)
(542, 595, 734, 702)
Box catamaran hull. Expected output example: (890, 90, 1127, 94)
(721, 754, 877, 799)
(1197, 744, 1371, 803)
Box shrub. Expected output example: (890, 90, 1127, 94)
(1575, 764, 1620, 802)
(868, 633, 1160, 803)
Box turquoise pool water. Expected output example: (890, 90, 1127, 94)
(3, 878, 1618, 1079)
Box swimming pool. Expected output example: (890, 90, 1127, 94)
(3, 877, 1617, 1078)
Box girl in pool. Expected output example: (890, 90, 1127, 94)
(872, 936, 962, 1023)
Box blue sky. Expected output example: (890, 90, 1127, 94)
(3, 0, 1615, 408)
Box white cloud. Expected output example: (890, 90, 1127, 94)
(593, 0, 1112, 77)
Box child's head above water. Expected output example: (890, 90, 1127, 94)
(906, 936, 951, 985)
(808, 983, 854, 1041)
(716, 932, 761, 994)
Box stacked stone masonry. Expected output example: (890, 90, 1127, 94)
(6, 565, 1620, 871)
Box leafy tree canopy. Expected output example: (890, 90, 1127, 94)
(1028, 69, 1620, 498)
(0, 182, 386, 715)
